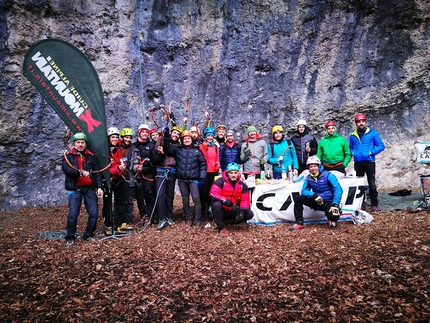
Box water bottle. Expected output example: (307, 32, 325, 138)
(288, 166, 293, 182)
(281, 165, 287, 180)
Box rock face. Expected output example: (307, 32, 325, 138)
(0, 0, 429, 210)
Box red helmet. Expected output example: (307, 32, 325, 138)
(355, 113, 367, 122)
(325, 120, 336, 128)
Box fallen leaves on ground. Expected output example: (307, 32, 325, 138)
(0, 205, 429, 322)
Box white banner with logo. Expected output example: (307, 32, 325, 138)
(415, 142, 430, 164)
(250, 177, 367, 225)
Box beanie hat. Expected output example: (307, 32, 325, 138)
(247, 126, 257, 134)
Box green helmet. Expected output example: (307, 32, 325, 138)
(120, 127, 134, 137)
(226, 162, 240, 173)
(73, 132, 87, 142)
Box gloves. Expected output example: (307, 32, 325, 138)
(198, 178, 205, 189)
(163, 127, 170, 139)
(243, 147, 251, 157)
(223, 199, 233, 207)
(329, 204, 340, 216)
(259, 159, 265, 165)
(314, 196, 324, 205)
(231, 204, 239, 215)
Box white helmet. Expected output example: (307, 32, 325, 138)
(297, 119, 307, 127)
(107, 127, 120, 137)
(190, 126, 198, 132)
(138, 124, 150, 131)
(306, 155, 321, 166)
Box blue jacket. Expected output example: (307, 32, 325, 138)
(220, 140, 242, 170)
(349, 127, 385, 162)
(301, 166, 343, 205)
(268, 139, 299, 174)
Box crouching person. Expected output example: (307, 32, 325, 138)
(210, 162, 254, 236)
(291, 156, 343, 230)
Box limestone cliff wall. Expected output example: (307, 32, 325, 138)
(0, 0, 429, 210)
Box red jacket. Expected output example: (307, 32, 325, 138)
(210, 171, 250, 211)
(109, 147, 126, 178)
(199, 142, 220, 173)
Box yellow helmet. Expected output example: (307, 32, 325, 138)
(272, 125, 284, 134)
(172, 125, 182, 134)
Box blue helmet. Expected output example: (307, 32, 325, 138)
(204, 127, 216, 138)
(226, 162, 240, 173)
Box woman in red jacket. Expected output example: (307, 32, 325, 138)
(199, 127, 221, 220)
(102, 127, 130, 235)
(210, 162, 254, 236)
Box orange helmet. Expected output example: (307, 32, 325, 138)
(181, 130, 192, 138)
(325, 120, 336, 128)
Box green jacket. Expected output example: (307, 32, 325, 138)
(317, 132, 351, 167)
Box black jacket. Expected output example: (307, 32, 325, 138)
(164, 142, 207, 180)
(62, 148, 103, 191)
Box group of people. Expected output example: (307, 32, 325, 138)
(62, 112, 385, 244)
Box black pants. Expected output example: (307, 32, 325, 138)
(293, 195, 340, 224)
(155, 169, 176, 221)
(102, 178, 129, 228)
(212, 201, 254, 230)
(199, 172, 217, 219)
(135, 177, 155, 219)
(354, 162, 378, 207)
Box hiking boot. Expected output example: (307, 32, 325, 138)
(219, 227, 228, 236)
(65, 239, 75, 246)
(167, 218, 174, 226)
(104, 227, 113, 236)
(186, 219, 193, 227)
(118, 223, 135, 232)
(327, 220, 337, 229)
(157, 219, 168, 231)
(235, 213, 244, 223)
(370, 206, 380, 212)
(195, 222, 203, 230)
(83, 236, 97, 242)
(289, 223, 304, 231)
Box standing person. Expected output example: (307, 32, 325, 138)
(153, 126, 182, 230)
(128, 124, 157, 225)
(199, 127, 221, 219)
(240, 125, 268, 178)
(317, 120, 351, 174)
(290, 119, 318, 174)
(102, 127, 130, 234)
(267, 125, 299, 179)
(215, 124, 227, 146)
(349, 113, 385, 212)
(163, 129, 207, 229)
(210, 162, 253, 236)
(62, 132, 103, 245)
(219, 129, 242, 171)
(291, 156, 343, 230)
(119, 127, 135, 227)
(150, 128, 160, 143)
(190, 125, 203, 147)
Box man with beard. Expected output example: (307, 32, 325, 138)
(219, 130, 242, 171)
(349, 113, 385, 212)
(290, 120, 318, 174)
(291, 156, 343, 230)
(317, 120, 351, 175)
(62, 132, 103, 245)
(210, 162, 253, 236)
